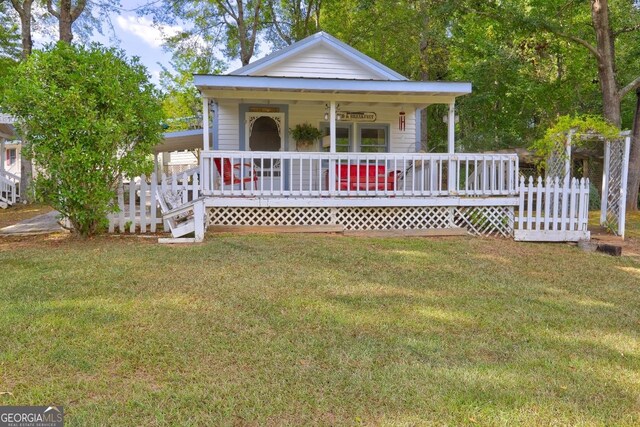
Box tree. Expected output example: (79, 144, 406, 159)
(1, 43, 164, 236)
(0, 2, 20, 60)
(264, 0, 321, 48)
(148, 0, 265, 69)
(472, 0, 640, 208)
(46, 0, 86, 43)
(7, 0, 35, 58)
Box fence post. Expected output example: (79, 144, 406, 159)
(140, 175, 147, 233)
(129, 179, 136, 234)
(619, 136, 631, 238)
(601, 140, 610, 224)
(150, 172, 157, 233)
(194, 200, 205, 242)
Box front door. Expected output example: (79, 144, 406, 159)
(245, 112, 285, 190)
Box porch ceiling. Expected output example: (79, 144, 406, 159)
(194, 75, 472, 105)
(155, 129, 202, 153)
(0, 123, 15, 139)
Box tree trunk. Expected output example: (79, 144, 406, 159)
(627, 88, 640, 210)
(47, 0, 87, 43)
(58, 0, 74, 43)
(11, 0, 33, 59)
(591, 0, 621, 126)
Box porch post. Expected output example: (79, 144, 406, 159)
(447, 102, 455, 154)
(328, 101, 337, 193)
(447, 102, 456, 192)
(202, 97, 210, 151)
(153, 153, 159, 180)
(0, 138, 5, 174)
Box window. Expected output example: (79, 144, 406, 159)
(321, 123, 351, 152)
(321, 123, 389, 153)
(358, 125, 388, 153)
(6, 148, 16, 166)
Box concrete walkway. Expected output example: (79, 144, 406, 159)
(0, 211, 66, 235)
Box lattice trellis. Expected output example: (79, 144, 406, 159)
(207, 206, 514, 237)
(334, 206, 452, 230)
(602, 137, 630, 237)
(546, 136, 569, 181)
(207, 206, 334, 226)
(454, 206, 514, 238)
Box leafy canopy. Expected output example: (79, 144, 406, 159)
(1, 42, 164, 236)
(532, 114, 621, 165)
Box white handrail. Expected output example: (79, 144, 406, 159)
(201, 150, 519, 198)
(0, 170, 19, 182)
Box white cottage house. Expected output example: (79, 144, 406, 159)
(144, 32, 591, 243)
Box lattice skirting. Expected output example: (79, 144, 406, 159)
(206, 206, 514, 237)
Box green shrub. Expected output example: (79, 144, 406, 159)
(589, 182, 601, 210)
(2, 43, 163, 237)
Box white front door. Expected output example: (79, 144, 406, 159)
(245, 112, 285, 190)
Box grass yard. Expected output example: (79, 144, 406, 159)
(0, 233, 639, 426)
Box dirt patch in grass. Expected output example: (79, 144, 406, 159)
(0, 203, 53, 229)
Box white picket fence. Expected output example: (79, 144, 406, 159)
(107, 169, 199, 233)
(514, 176, 590, 242)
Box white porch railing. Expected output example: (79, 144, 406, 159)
(201, 151, 519, 198)
(0, 170, 19, 205)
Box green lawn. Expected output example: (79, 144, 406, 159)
(1, 234, 639, 426)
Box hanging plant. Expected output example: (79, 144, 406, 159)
(290, 123, 323, 147)
(531, 114, 620, 169)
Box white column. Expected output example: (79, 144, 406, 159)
(447, 102, 456, 192)
(329, 101, 337, 153)
(0, 138, 5, 174)
(447, 102, 455, 154)
(328, 101, 337, 193)
(202, 97, 210, 151)
(153, 153, 159, 180)
(564, 130, 572, 186)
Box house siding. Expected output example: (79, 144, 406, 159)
(258, 45, 383, 80)
(216, 101, 416, 154)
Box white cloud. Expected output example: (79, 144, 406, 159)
(116, 15, 181, 48)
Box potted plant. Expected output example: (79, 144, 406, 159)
(290, 123, 323, 150)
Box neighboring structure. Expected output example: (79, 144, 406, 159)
(0, 114, 20, 208)
(119, 32, 595, 243)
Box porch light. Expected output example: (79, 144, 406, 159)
(324, 103, 341, 121)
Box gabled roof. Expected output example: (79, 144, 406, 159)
(229, 32, 408, 81)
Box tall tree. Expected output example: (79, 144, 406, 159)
(473, 0, 640, 208)
(264, 0, 321, 48)
(46, 0, 86, 43)
(149, 0, 265, 68)
(0, 2, 20, 61)
(8, 0, 34, 58)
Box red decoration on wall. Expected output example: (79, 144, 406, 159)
(398, 111, 406, 131)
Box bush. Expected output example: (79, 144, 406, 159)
(589, 182, 601, 210)
(2, 42, 163, 236)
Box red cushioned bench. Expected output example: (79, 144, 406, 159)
(333, 164, 399, 191)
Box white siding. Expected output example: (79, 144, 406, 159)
(258, 45, 384, 80)
(167, 151, 197, 165)
(215, 101, 417, 153)
(217, 101, 240, 150)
